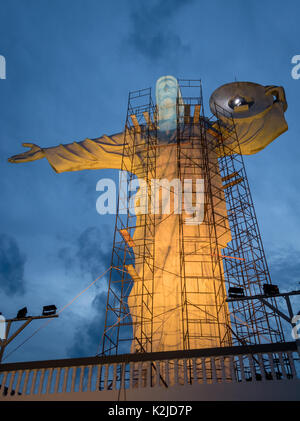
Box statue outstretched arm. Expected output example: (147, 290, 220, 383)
(8, 132, 136, 173)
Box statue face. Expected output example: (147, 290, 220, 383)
(156, 75, 178, 116)
(156, 75, 183, 134)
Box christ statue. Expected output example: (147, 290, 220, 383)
(8, 76, 288, 355)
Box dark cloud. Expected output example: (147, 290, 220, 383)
(126, 0, 194, 61)
(67, 288, 133, 358)
(59, 226, 121, 357)
(58, 226, 111, 281)
(67, 291, 107, 357)
(267, 248, 300, 340)
(0, 233, 26, 296)
(268, 248, 300, 291)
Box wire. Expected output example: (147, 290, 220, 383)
(2, 266, 111, 362)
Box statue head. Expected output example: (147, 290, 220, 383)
(155, 75, 184, 140)
(209, 81, 287, 120)
(209, 81, 288, 155)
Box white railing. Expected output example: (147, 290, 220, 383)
(0, 342, 299, 399)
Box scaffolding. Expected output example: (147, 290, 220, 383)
(101, 79, 285, 363)
(210, 103, 285, 346)
(102, 87, 157, 356)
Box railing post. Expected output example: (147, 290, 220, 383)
(62, 367, 69, 392)
(79, 366, 85, 392)
(120, 363, 125, 391)
(38, 369, 46, 394)
(257, 354, 266, 382)
(46, 368, 54, 394)
(229, 356, 236, 382)
(137, 362, 142, 388)
(7, 370, 16, 396)
(30, 369, 38, 395)
(147, 361, 152, 388)
(267, 353, 276, 380)
(278, 352, 288, 380)
(238, 355, 246, 382)
(87, 365, 93, 392)
(1, 372, 8, 396)
(287, 351, 297, 379)
(130, 363, 134, 389)
(165, 360, 170, 386)
(155, 361, 160, 388)
(211, 357, 217, 384)
(201, 357, 207, 384)
(192, 358, 197, 384)
(23, 370, 30, 395)
(54, 368, 62, 393)
(15, 370, 23, 396)
(112, 363, 117, 390)
(96, 365, 102, 392)
(174, 359, 179, 385)
(183, 359, 187, 385)
(248, 354, 256, 382)
(70, 367, 77, 392)
(220, 357, 226, 383)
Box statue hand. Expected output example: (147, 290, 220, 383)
(8, 143, 45, 163)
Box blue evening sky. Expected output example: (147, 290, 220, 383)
(0, 0, 299, 363)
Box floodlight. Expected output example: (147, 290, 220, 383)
(263, 284, 279, 296)
(228, 287, 245, 298)
(42, 305, 57, 316)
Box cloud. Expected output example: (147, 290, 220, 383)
(268, 247, 300, 291)
(58, 226, 118, 357)
(67, 290, 107, 357)
(267, 247, 300, 340)
(67, 286, 133, 357)
(58, 226, 111, 281)
(0, 233, 26, 296)
(126, 0, 194, 61)
(61, 226, 133, 357)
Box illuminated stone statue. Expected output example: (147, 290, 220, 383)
(8, 77, 288, 354)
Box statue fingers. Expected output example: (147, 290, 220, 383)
(8, 156, 20, 163)
(22, 142, 36, 149)
(8, 151, 33, 163)
(8, 155, 25, 163)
